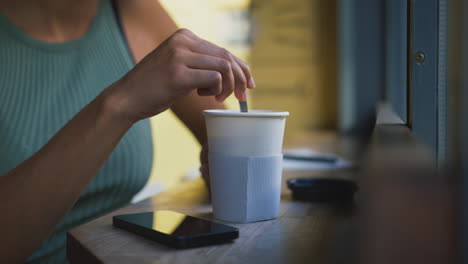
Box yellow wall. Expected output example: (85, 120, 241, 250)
(249, 0, 338, 140)
(148, 0, 250, 188)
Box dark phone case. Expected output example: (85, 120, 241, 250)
(113, 215, 239, 249)
(287, 178, 358, 202)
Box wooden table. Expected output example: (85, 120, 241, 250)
(67, 125, 459, 264)
(67, 163, 358, 264)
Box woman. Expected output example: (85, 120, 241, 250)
(0, 0, 254, 262)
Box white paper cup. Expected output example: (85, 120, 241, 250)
(203, 110, 289, 157)
(203, 109, 289, 223)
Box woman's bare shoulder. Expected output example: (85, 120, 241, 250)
(115, 0, 178, 63)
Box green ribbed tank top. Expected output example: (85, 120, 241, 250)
(0, 0, 153, 263)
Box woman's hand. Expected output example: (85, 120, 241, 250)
(108, 28, 254, 124)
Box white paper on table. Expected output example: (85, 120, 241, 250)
(282, 148, 353, 172)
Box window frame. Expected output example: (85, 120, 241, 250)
(408, 0, 447, 160)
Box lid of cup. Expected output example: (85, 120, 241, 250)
(203, 109, 289, 118)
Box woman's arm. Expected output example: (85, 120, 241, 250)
(0, 28, 249, 262)
(0, 88, 132, 263)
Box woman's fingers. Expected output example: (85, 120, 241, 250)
(187, 38, 251, 101)
(197, 88, 213, 96)
(229, 59, 248, 101)
(231, 55, 255, 89)
(183, 51, 235, 101)
(186, 69, 223, 96)
(163, 29, 254, 102)
(185, 53, 246, 101)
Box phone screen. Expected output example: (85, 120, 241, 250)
(114, 211, 237, 237)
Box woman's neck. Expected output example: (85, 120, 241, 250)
(0, 0, 99, 43)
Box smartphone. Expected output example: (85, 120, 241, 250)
(113, 210, 239, 249)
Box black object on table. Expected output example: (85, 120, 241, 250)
(287, 178, 358, 203)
